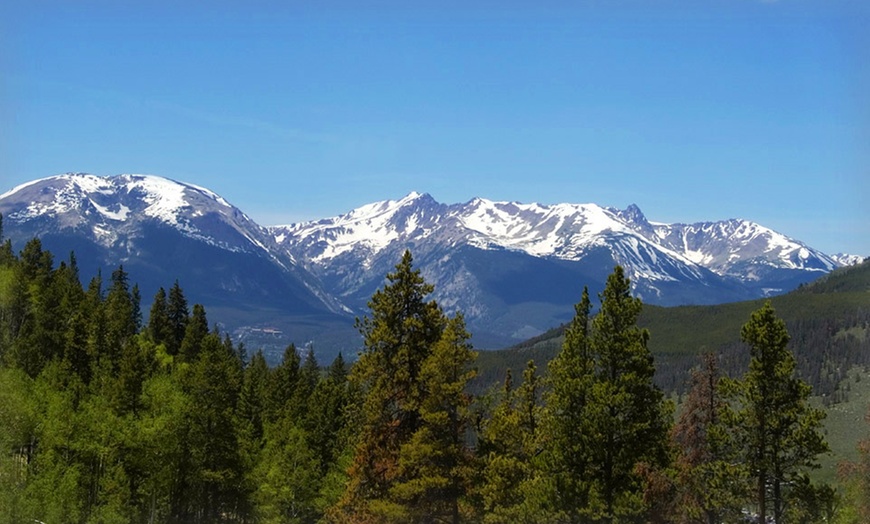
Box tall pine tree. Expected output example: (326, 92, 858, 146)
(334, 250, 446, 521)
(391, 314, 477, 524)
(722, 301, 829, 524)
(585, 266, 672, 522)
(542, 286, 594, 522)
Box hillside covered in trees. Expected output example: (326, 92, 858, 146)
(1, 220, 870, 523)
(480, 259, 870, 399)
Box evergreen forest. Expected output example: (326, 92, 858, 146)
(2, 222, 870, 523)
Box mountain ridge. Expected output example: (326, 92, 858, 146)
(0, 173, 862, 356)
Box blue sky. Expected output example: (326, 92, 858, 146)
(1, 1, 868, 255)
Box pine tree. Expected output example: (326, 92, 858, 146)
(266, 344, 301, 424)
(12, 239, 62, 376)
(391, 314, 477, 524)
(182, 332, 245, 522)
(304, 354, 350, 477)
(167, 280, 189, 356)
(477, 361, 552, 523)
(179, 304, 208, 364)
(335, 250, 446, 520)
(722, 301, 829, 524)
(293, 346, 320, 420)
(104, 265, 138, 352)
(147, 287, 173, 348)
(585, 266, 672, 522)
(542, 286, 594, 522)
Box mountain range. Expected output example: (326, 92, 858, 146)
(0, 173, 862, 357)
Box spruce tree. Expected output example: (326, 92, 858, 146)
(722, 301, 829, 524)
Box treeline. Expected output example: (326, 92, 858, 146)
(2, 225, 870, 522)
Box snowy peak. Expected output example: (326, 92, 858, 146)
(831, 253, 866, 267)
(651, 218, 837, 278)
(1, 173, 270, 256)
(275, 194, 843, 291)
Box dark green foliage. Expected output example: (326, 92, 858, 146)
(181, 333, 245, 521)
(179, 303, 208, 364)
(337, 250, 447, 520)
(585, 266, 672, 522)
(391, 314, 478, 524)
(266, 343, 301, 424)
(721, 301, 830, 524)
(541, 287, 595, 521)
(148, 286, 173, 347)
(490, 260, 870, 400)
(167, 280, 189, 356)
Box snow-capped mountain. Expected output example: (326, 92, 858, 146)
(0, 175, 856, 353)
(831, 253, 866, 267)
(0, 173, 348, 333)
(2, 173, 275, 256)
(270, 192, 842, 347)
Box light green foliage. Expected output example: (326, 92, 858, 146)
(254, 418, 320, 524)
(0, 367, 37, 524)
(136, 373, 191, 523)
(0, 238, 854, 523)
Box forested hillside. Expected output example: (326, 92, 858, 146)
(480, 260, 870, 398)
(2, 222, 869, 522)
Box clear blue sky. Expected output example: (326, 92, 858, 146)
(1, 1, 868, 255)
